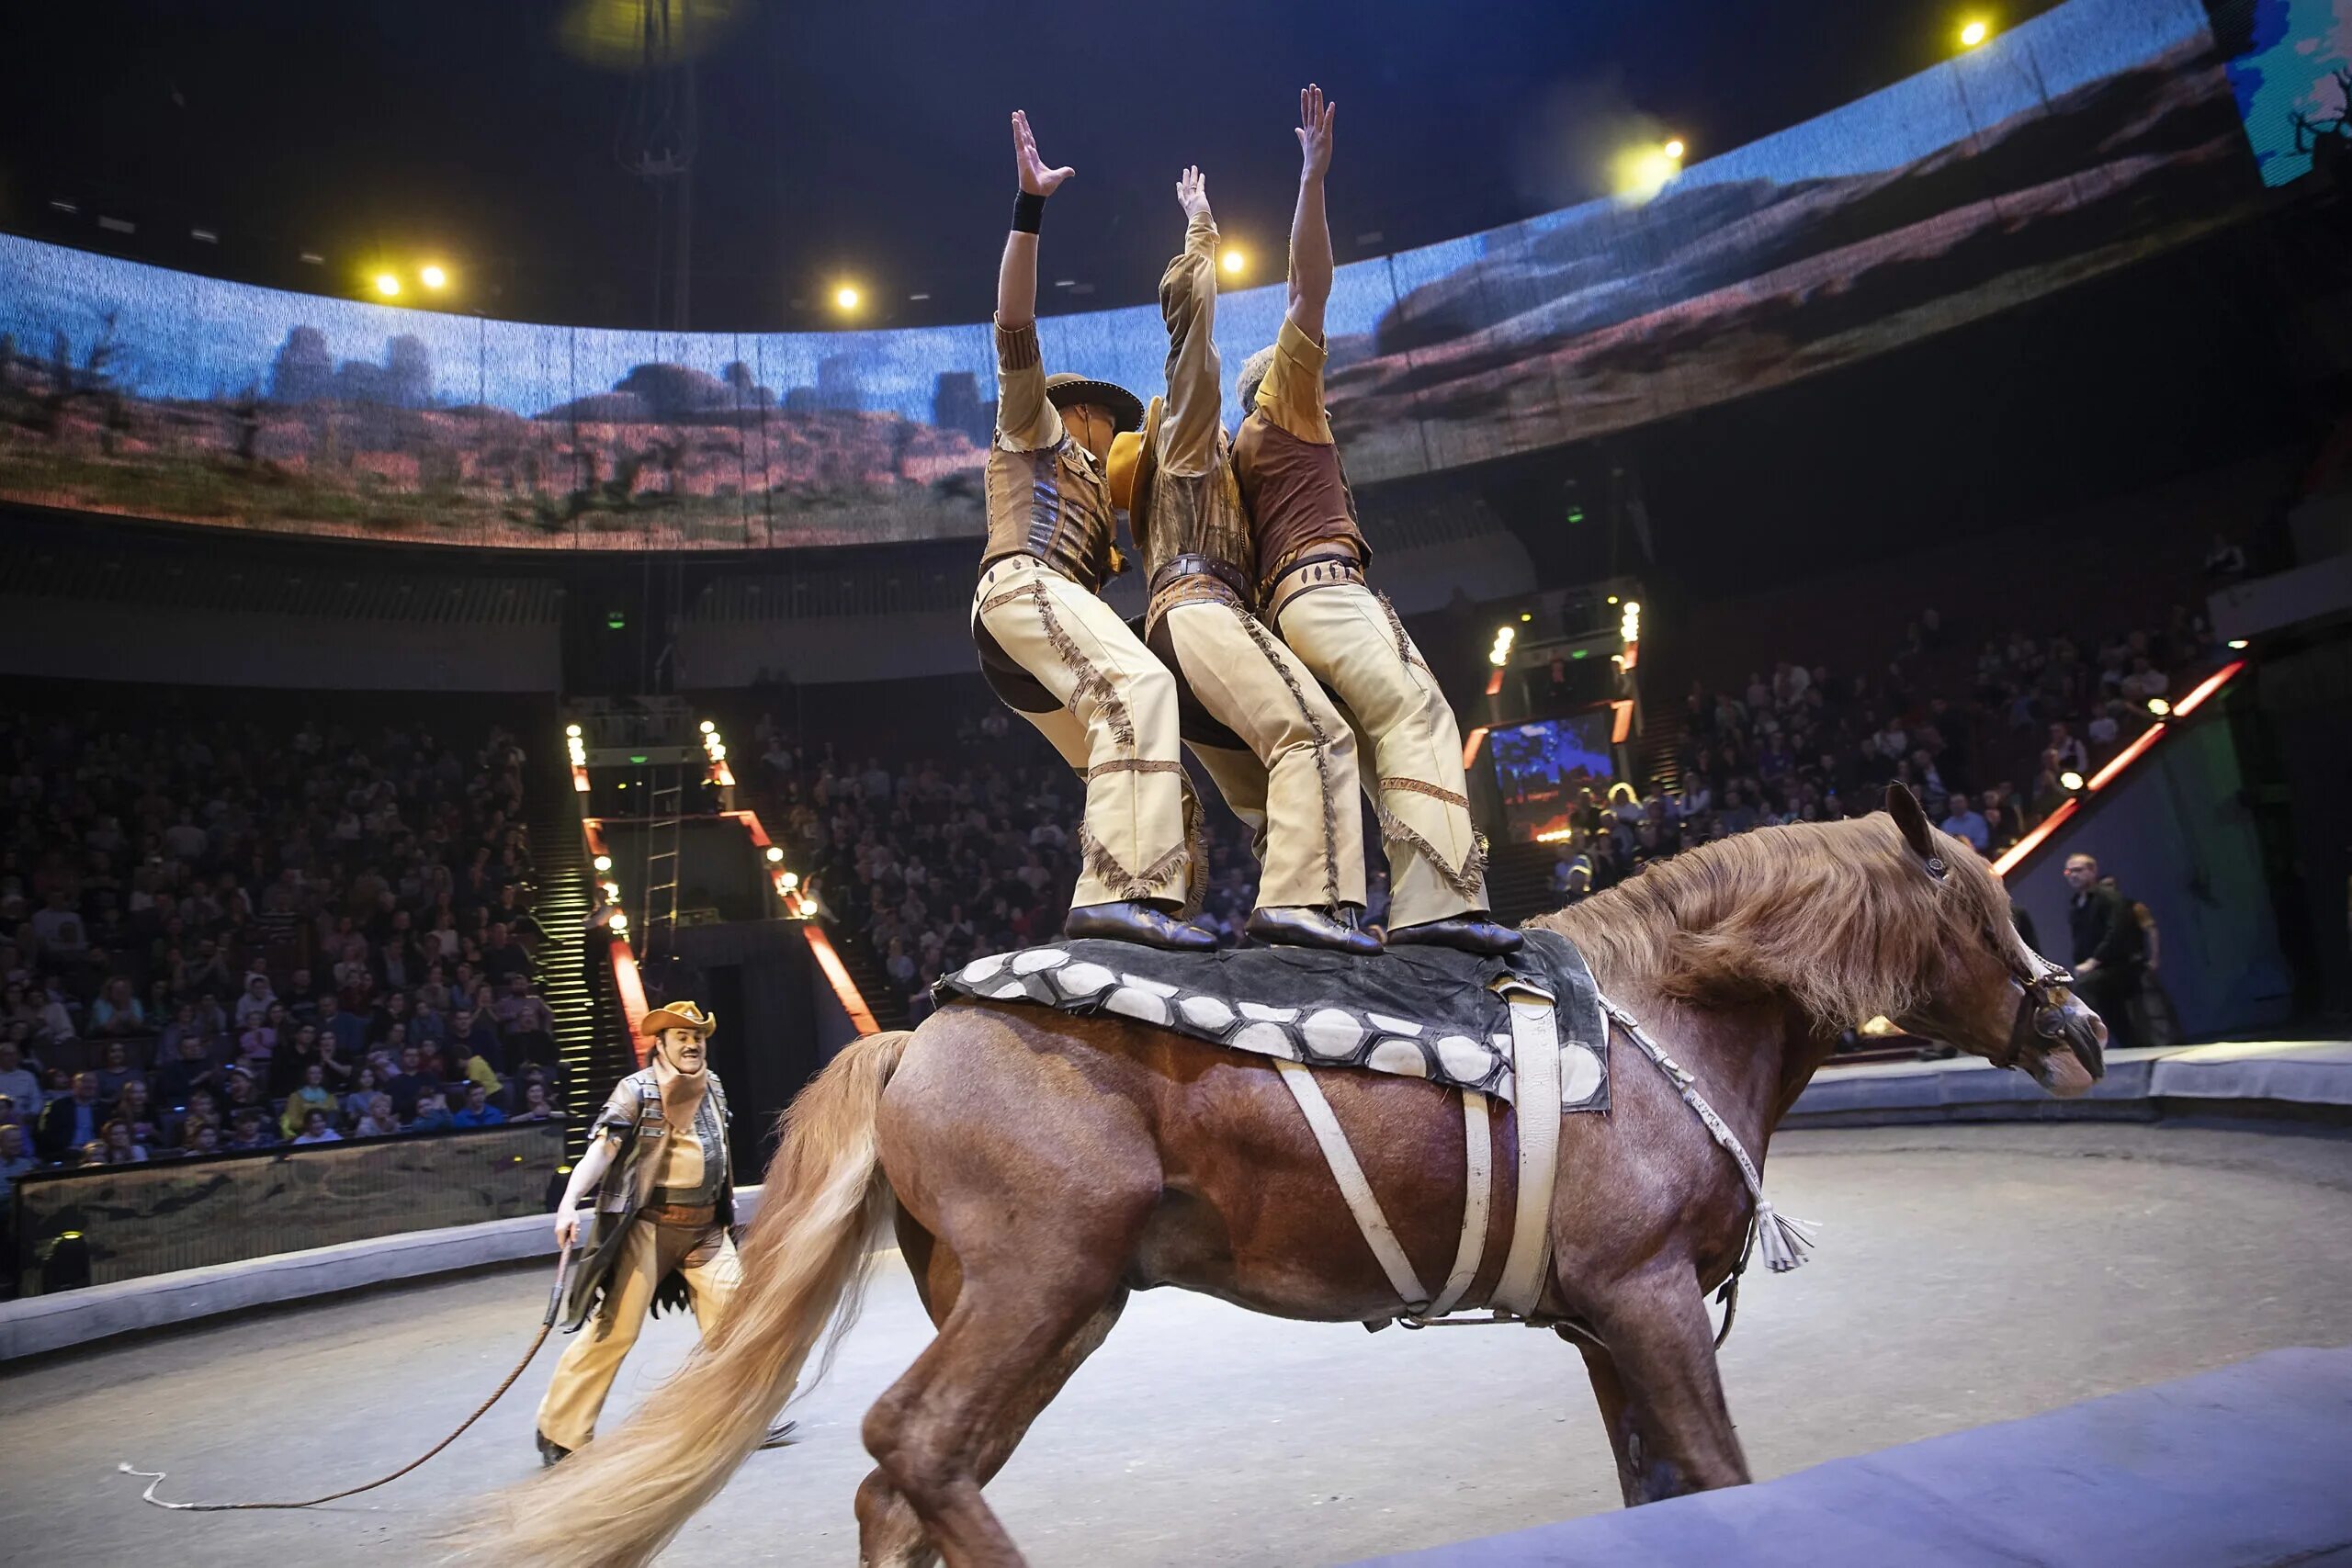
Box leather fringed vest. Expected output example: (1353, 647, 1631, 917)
(983, 436, 1121, 593)
(1131, 395, 1257, 633)
(1234, 412, 1373, 603)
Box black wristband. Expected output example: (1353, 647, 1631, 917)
(1012, 190, 1046, 235)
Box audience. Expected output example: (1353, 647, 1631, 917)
(0, 706, 569, 1168)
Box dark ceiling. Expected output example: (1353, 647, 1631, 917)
(2, 0, 2066, 332)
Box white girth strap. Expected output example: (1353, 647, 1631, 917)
(1424, 1090, 1492, 1320)
(1489, 989, 1562, 1319)
(1273, 1059, 1430, 1310)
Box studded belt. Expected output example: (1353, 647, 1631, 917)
(1264, 551, 1366, 615)
(1148, 552, 1252, 604)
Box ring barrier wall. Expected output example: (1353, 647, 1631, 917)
(0, 0, 2275, 553)
(11, 1119, 566, 1297)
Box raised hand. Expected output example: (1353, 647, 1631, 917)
(1296, 83, 1336, 180)
(1176, 165, 1211, 221)
(1012, 110, 1075, 197)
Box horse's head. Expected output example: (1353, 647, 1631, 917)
(1879, 784, 2108, 1098)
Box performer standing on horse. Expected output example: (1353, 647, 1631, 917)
(533, 1002, 794, 1464)
(968, 111, 1213, 953)
(1233, 85, 1520, 955)
(1104, 159, 1381, 955)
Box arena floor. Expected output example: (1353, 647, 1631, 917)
(6, 1122, 2351, 1567)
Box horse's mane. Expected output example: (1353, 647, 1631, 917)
(1536, 812, 2019, 1028)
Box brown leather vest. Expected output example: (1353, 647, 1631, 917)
(1132, 395, 1256, 626)
(983, 435, 1119, 592)
(1233, 411, 1371, 595)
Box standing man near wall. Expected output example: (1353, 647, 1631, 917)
(969, 111, 1212, 953)
(1232, 85, 1520, 955)
(534, 1002, 794, 1463)
(2064, 853, 2143, 1053)
(1108, 160, 1380, 954)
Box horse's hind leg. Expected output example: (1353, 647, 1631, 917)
(856, 1282, 1129, 1567)
(1578, 1264, 1750, 1504)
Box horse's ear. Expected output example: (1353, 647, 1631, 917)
(1884, 783, 1937, 863)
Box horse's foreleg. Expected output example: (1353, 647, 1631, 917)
(1579, 1266, 1749, 1505)
(856, 1280, 1129, 1568)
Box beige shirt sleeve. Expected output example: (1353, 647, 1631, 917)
(993, 316, 1063, 453)
(1155, 210, 1224, 479)
(1257, 316, 1335, 445)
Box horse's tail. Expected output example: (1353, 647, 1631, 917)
(451, 1028, 911, 1568)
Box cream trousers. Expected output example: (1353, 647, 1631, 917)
(973, 556, 1190, 908)
(1160, 595, 1365, 912)
(536, 1220, 744, 1450)
(1276, 581, 1488, 929)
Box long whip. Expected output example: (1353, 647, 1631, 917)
(124, 1237, 574, 1511)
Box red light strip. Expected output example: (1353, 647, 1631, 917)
(1484, 668, 1504, 696)
(1610, 699, 1634, 745)
(2085, 724, 2165, 793)
(1990, 797, 2077, 879)
(803, 923, 882, 1037)
(2171, 659, 2245, 717)
(1462, 726, 1488, 770)
(607, 935, 650, 1064)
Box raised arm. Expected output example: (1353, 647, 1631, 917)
(1285, 84, 1337, 344)
(994, 110, 1073, 450)
(1157, 165, 1223, 477)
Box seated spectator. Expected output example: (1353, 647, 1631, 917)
(226, 1108, 277, 1151)
(447, 1005, 500, 1071)
(94, 1039, 146, 1107)
(451, 1081, 507, 1128)
(316, 995, 369, 1061)
(408, 1089, 454, 1134)
(115, 1079, 164, 1152)
(89, 976, 149, 1038)
(492, 976, 556, 1069)
(448, 1037, 503, 1101)
(1939, 794, 1991, 853)
(385, 1043, 437, 1121)
(181, 1122, 223, 1156)
(232, 972, 277, 1030)
(510, 1079, 559, 1122)
(280, 1063, 338, 1140)
(289, 1109, 342, 1145)
(37, 1072, 104, 1161)
(167, 1088, 222, 1150)
(0, 1123, 35, 1198)
(220, 1066, 272, 1127)
(351, 1093, 401, 1138)
(0, 1038, 43, 1120)
(100, 1118, 149, 1164)
(151, 1032, 220, 1110)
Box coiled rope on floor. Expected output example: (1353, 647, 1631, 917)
(124, 1239, 571, 1511)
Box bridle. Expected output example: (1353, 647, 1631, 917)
(1913, 847, 2096, 1076)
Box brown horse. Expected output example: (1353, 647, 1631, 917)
(456, 787, 2104, 1568)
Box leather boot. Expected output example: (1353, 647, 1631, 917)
(1065, 901, 1216, 952)
(1246, 905, 1385, 956)
(1387, 914, 1524, 955)
(536, 1429, 571, 1467)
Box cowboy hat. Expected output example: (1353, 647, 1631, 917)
(639, 1000, 718, 1039)
(1044, 371, 1145, 436)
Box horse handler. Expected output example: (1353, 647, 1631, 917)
(1235, 85, 1518, 955)
(533, 1001, 793, 1464)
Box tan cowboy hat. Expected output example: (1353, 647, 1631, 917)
(1045, 371, 1145, 436)
(639, 1000, 717, 1039)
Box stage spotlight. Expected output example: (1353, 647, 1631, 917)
(1663, 138, 1686, 161)
(764, 845, 785, 863)
(593, 854, 612, 873)
(2147, 697, 2171, 716)
(373, 273, 401, 298)
(698, 719, 716, 734)
(2226, 638, 2249, 650)
(610, 911, 628, 932)
(834, 284, 861, 313)
(2060, 770, 2086, 793)
(420, 264, 448, 288)
(1610, 143, 1679, 204)
(1960, 19, 1990, 48)
(565, 723, 582, 739)
(779, 871, 800, 892)
(1221, 249, 1246, 276)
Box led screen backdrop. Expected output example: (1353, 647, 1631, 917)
(2225, 0, 2352, 186)
(1492, 714, 1617, 845)
(0, 0, 2244, 552)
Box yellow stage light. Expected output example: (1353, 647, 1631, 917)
(2059, 770, 2086, 793)
(1960, 19, 1990, 47)
(373, 274, 400, 298)
(1221, 249, 1246, 276)
(2147, 697, 2171, 716)
(779, 872, 800, 891)
(1663, 138, 1686, 161)
(1610, 144, 1679, 204)
(764, 845, 785, 863)
(833, 284, 861, 312)
(420, 264, 448, 288)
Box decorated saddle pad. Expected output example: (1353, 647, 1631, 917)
(936, 928, 1608, 1112)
